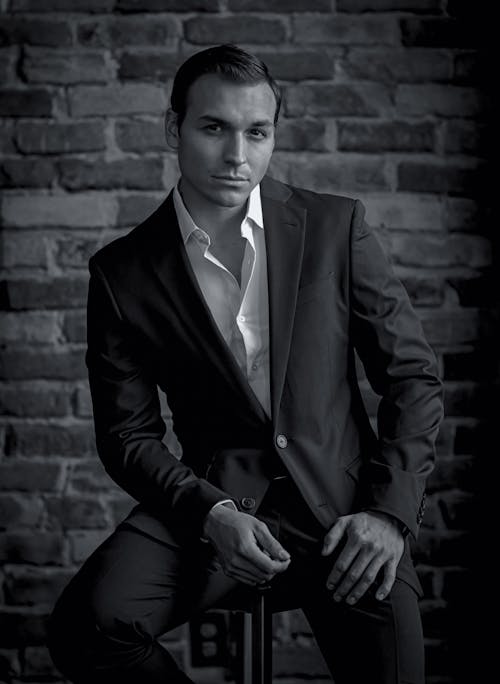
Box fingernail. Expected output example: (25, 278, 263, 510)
(327, 583, 334, 590)
(334, 594, 342, 602)
(376, 592, 385, 600)
(347, 596, 356, 605)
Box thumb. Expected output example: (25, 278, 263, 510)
(321, 517, 347, 556)
(254, 523, 290, 562)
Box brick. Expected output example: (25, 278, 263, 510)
(398, 161, 483, 197)
(0, 609, 49, 647)
(285, 83, 391, 117)
(0, 493, 44, 529)
(427, 456, 475, 493)
(0, 121, 16, 154)
(339, 48, 451, 83)
(116, 0, 220, 10)
(16, 121, 106, 154)
(454, 51, 488, 85)
(21, 47, 112, 84)
(119, 50, 180, 81)
(0, 46, 16, 83)
(273, 642, 329, 677)
(1, 232, 48, 269)
(275, 119, 329, 152)
(68, 529, 109, 563)
(55, 235, 99, 268)
(22, 645, 59, 678)
(399, 275, 444, 307)
(0, 158, 56, 188)
(434, 420, 455, 456)
(46, 495, 108, 529)
(0, 383, 73, 417)
(447, 273, 498, 307)
(1, 193, 117, 227)
(117, 194, 164, 227)
(69, 460, 113, 493)
(4, 567, 72, 606)
(229, 0, 330, 9)
(439, 492, 476, 530)
(63, 310, 86, 342)
(0, 461, 64, 492)
(0, 648, 21, 678)
(5, 422, 95, 458)
(293, 15, 399, 45)
(185, 17, 286, 45)
(420, 309, 480, 345)
(444, 351, 493, 381)
(0, 18, 72, 47)
(441, 568, 471, 602)
(443, 120, 486, 155)
(337, 0, 442, 9)
(115, 118, 166, 152)
(77, 16, 179, 48)
(59, 157, 164, 191)
(401, 18, 479, 48)
(0, 347, 87, 380)
(338, 120, 435, 152)
(0, 89, 53, 117)
(454, 423, 489, 455)
(0, 312, 61, 344)
(69, 84, 167, 117)
(288, 155, 389, 194)
(362, 194, 443, 231)
(388, 234, 492, 269)
(413, 529, 472, 566)
(396, 84, 484, 117)
(75, 385, 93, 417)
(444, 382, 490, 417)
(445, 198, 481, 232)
(0, 531, 66, 565)
(11, 0, 114, 9)
(256, 50, 335, 81)
(0, 276, 88, 310)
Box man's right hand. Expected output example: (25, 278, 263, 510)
(202, 504, 291, 585)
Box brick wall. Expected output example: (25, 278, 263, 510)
(0, 1, 494, 683)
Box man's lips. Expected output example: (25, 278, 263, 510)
(212, 175, 249, 182)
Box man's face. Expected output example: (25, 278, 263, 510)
(168, 74, 277, 212)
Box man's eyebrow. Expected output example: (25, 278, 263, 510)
(197, 115, 274, 127)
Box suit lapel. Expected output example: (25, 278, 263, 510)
(261, 179, 307, 424)
(144, 194, 269, 423)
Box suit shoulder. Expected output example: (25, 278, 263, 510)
(289, 183, 357, 216)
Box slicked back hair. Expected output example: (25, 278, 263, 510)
(170, 44, 282, 128)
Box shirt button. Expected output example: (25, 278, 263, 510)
(252, 363, 258, 371)
(238, 315, 245, 323)
(240, 497, 256, 510)
(276, 434, 288, 449)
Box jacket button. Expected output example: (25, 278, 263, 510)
(241, 497, 256, 510)
(276, 434, 288, 449)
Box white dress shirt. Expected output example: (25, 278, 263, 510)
(173, 183, 271, 418)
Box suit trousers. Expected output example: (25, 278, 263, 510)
(48, 475, 424, 684)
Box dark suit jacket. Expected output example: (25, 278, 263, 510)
(86, 176, 443, 593)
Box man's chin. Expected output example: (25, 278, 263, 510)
(209, 186, 252, 208)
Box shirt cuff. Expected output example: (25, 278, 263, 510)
(200, 499, 238, 543)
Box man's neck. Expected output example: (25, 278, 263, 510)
(178, 178, 247, 243)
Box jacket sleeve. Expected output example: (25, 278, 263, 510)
(85, 256, 232, 538)
(350, 200, 444, 538)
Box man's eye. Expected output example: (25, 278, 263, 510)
(249, 129, 266, 138)
(205, 124, 221, 132)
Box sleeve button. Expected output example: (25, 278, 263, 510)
(276, 434, 288, 449)
(241, 497, 256, 510)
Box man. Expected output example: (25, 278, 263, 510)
(48, 44, 443, 684)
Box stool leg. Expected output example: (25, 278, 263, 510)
(251, 592, 272, 684)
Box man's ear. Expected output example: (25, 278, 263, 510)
(165, 109, 180, 150)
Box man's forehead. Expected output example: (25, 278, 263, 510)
(184, 74, 277, 119)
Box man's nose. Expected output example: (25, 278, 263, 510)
(224, 133, 247, 166)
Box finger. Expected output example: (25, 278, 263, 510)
(330, 549, 373, 602)
(375, 559, 398, 601)
(321, 517, 347, 556)
(345, 556, 385, 605)
(326, 538, 359, 591)
(253, 523, 290, 562)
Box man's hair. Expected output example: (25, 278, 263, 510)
(170, 44, 282, 126)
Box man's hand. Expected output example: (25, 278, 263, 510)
(202, 505, 290, 586)
(321, 511, 404, 604)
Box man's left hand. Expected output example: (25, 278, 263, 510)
(321, 511, 404, 605)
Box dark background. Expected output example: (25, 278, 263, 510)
(0, 1, 495, 682)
